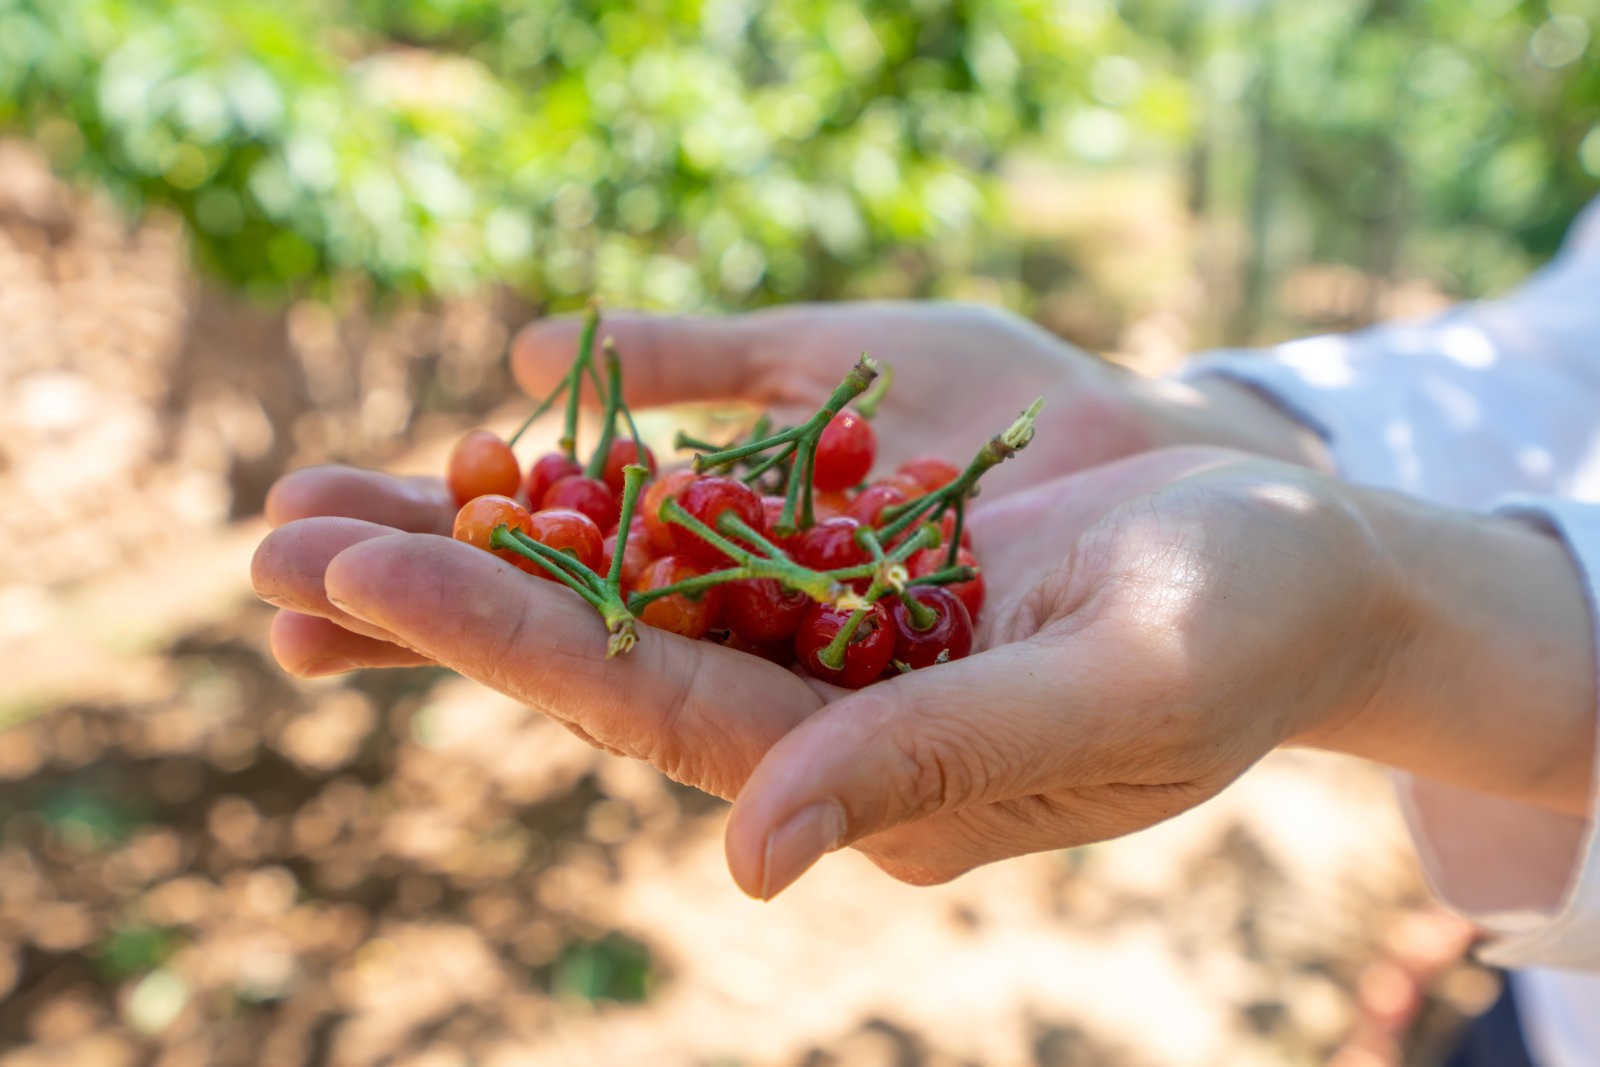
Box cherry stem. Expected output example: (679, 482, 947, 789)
(896, 589, 939, 631)
(490, 523, 638, 656)
(491, 526, 603, 599)
(606, 464, 650, 592)
(657, 498, 841, 602)
(740, 440, 796, 485)
(854, 362, 893, 419)
(815, 604, 869, 671)
(907, 564, 978, 587)
(559, 303, 601, 460)
(877, 396, 1044, 544)
(944, 496, 966, 569)
(716, 513, 789, 561)
(507, 376, 569, 449)
(691, 355, 879, 531)
(584, 340, 626, 480)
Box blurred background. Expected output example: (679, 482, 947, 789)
(1, 1, 1596, 1064)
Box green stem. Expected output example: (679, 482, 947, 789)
(907, 565, 978, 588)
(559, 303, 601, 460)
(854, 362, 893, 419)
(607, 464, 650, 591)
(896, 589, 939, 631)
(944, 496, 966, 569)
(740, 440, 797, 485)
(626, 567, 745, 612)
(584, 340, 625, 480)
(717, 513, 789, 561)
(491, 527, 604, 602)
(691, 355, 878, 471)
(816, 606, 869, 671)
(877, 397, 1044, 544)
(674, 431, 727, 453)
(660, 499, 838, 601)
(507, 376, 569, 449)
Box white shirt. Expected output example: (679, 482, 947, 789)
(1180, 195, 1600, 1066)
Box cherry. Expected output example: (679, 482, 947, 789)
(760, 496, 801, 557)
(447, 430, 521, 507)
(642, 469, 696, 554)
(452, 494, 536, 571)
(792, 516, 870, 574)
(812, 489, 852, 521)
(601, 439, 658, 497)
(889, 586, 974, 669)
(542, 474, 619, 532)
(909, 545, 985, 621)
(811, 410, 876, 492)
(896, 457, 961, 494)
(524, 452, 582, 510)
(794, 602, 895, 688)
(721, 630, 795, 667)
(526, 508, 604, 577)
(669, 476, 766, 568)
(723, 578, 811, 644)
(600, 520, 653, 590)
(635, 556, 724, 639)
(847, 480, 912, 529)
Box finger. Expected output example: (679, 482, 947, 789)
(322, 532, 823, 797)
(722, 636, 1182, 900)
(252, 517, 413, 643)
(511, 311, 780, 408)
(270, 610, 431, 676)
(266, 466, 455, 533)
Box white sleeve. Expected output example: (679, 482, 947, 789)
(1175, 196, 1600, 969)
(1401, 499, 1600, 970)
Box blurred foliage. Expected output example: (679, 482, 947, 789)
(546, 931, 655, 1003)
(96, 924, 182, 980)
(0, 0, 1596, 314)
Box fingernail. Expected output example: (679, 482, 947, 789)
(760, 800, 846, 900)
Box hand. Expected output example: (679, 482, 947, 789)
(256, 446, 1526, 901)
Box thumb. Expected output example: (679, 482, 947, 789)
(511, 310, 778, 409)
(723, 640, 1099, 899)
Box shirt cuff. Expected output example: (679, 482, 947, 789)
(1403, 497, 1600, 970)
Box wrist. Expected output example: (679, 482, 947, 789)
(1303, 487, 1597, 817)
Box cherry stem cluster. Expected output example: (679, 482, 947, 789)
(687, 355, 880, 535)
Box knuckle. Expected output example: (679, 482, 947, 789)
(882, 717, 990, 820)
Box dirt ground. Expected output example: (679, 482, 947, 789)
(1, 140, 1482, 1066)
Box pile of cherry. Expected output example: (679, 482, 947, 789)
(445, 308, 1040, 689)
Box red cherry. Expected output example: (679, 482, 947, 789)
(452, 494, 536, 571)
(447, 430, 521, 506)
(542, 474, 619, 532)
(635, 556, 724, 639)
(794, 602, 895, 688)
(600, 521, 653, 590)
(642, 469, 696, 554)
(669, 476, 766, 568)
(896, 457, 961, 494)
(723, 578, 811, 644)
(601, 439, 658, 497)
(526, 508, 604, 577)
(909, 546, 985, 621)
(888, 586, 974, 669)
(524, 452, 582, 510)
(847, 481, 911, 529)
(811, 410, 876, 492)
(812, 489, 852, 520)
(759, 496, 803, 557)
(721, 630, 795, 667)
(793, 517, 870, 574)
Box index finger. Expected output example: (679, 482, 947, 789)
(511, 311, 779, 409)
(323, 531, 824, 799)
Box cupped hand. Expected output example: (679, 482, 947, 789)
(255, 445, 1405, 898)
